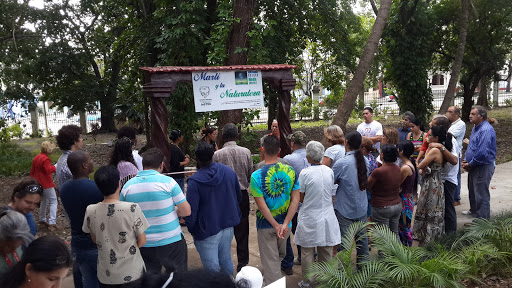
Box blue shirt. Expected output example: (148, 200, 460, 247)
(283, 149, 310, 177)
(60, 178, 103, 250)
(185, 162, 241, 241)
(332, 151, 369, 220)
(121, 170, 186, 247)
(7, 207, 37, 236)
(250, 162, 300, 230)
(465, 120, 496, 166)
(397, 127, 411, 141)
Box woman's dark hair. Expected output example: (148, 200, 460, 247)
(56, 125, 82, 151)
(124, 270, 241, 288)
(410, 117, 425, 132)
(397, 140, 418, 193)
(110, 137, 136, 168)
(345, 131, 367, 191)
(169, 129, 182, 142)
(0, 235, 72, 288)
(94, 165, 120, 196)
(117, 126, 137, 141)
(381, 144, 398, 163)
(430, 125, 453, 153)
(201, 127, 216, 136)
(11, 179, 43, 202)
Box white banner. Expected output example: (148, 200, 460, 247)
(192, 70, 264, 112)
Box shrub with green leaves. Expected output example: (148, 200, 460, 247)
(0, 142, 33, 176)
(0, 120, 24, 143)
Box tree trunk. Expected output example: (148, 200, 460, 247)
(461, 76, 481, 122)
(79, 111, 87, 133)
(477, 77, 489, 108)
(439, 0, 470, 114)
(331, 0, 392, 131)
(218, 0, 255, 146)
(507, 78, 511, 92)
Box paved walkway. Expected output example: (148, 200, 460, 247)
(63, 161, 512, 287)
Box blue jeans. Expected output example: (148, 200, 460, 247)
(194, 227, 234, 275)
(455, 158, 462, 202)
(173, 178, 185, 192)
(335, 210, 369, 264)
(72, 248, 99, 288)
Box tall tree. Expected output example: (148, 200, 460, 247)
(383, 0, 434, 123)
(217, 0, 255, 145)
(438, 0, 470, 114)
(331, 0, 392, 131)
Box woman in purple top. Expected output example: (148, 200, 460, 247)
(110, 137, 139, 187)
(397, 140, 417, 246)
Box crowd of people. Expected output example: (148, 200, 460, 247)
(0, 104, 497, 288)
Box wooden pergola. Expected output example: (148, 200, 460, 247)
(140, 64, 297, 171)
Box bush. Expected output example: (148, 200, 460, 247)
(0, 120, 24, 143)
(308, 215, 512, 288)
(0, 142, 33, 176)
(313, 102, 320, 121)
(297, 97, 312, 120)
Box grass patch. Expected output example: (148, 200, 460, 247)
(0, 142, 34, 177)
(489, 107, 512, 120)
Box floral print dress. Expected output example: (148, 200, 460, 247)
(412, 163, 444, 245)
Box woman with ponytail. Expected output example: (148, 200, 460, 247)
(332, 131, 369, 263)
(413, 125, 452, 245)
(397, 141, 417, 246)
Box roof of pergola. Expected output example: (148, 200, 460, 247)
(139, 64, 297, 73)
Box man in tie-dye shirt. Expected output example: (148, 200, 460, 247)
(250, 135, 300, 285)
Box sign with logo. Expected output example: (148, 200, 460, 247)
(192, 70, 264, 112)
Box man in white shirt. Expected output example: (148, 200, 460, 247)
(446, 106, 466, 206)
(357, 107, 383, 154)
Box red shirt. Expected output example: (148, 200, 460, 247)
(420, 131, 429, 152)
(30, 153, 56, 189)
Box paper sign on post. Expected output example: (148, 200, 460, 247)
(192, 70, 264, 112)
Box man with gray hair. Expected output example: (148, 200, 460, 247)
(462, 105, 496, 219)
(398, 111, 415, 140)
(212, 123, 253, 272)
(446, 106, 466, 206)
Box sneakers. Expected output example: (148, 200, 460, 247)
(454, 201, 461, 206)
(281, 267, 293, 275)
(298, 280, 311, 288)
(462, 210, 472, 215)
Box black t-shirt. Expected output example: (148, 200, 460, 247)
(170, 144, 185, 179)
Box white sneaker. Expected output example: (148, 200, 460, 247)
(462, 210, 472, 215)
(298, 280, 311, 288)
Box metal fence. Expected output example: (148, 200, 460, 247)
(4, 111, 101, 137)
(362, 90, 512, 116)
(5, 91, 512, 136)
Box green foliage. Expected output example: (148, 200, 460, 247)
(310, 216, 512, 288)
(0, 142, 33, 176)
(383, 0, 434, 123)
(324, 92, 344, 111)
(0, 120, 24, 143)
(313, 102, 320, 121)
(297, 97, 313, 120)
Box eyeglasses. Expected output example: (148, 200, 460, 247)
(23, 184, 43, 195)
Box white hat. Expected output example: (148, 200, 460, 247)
(235, 266, 263, 288)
